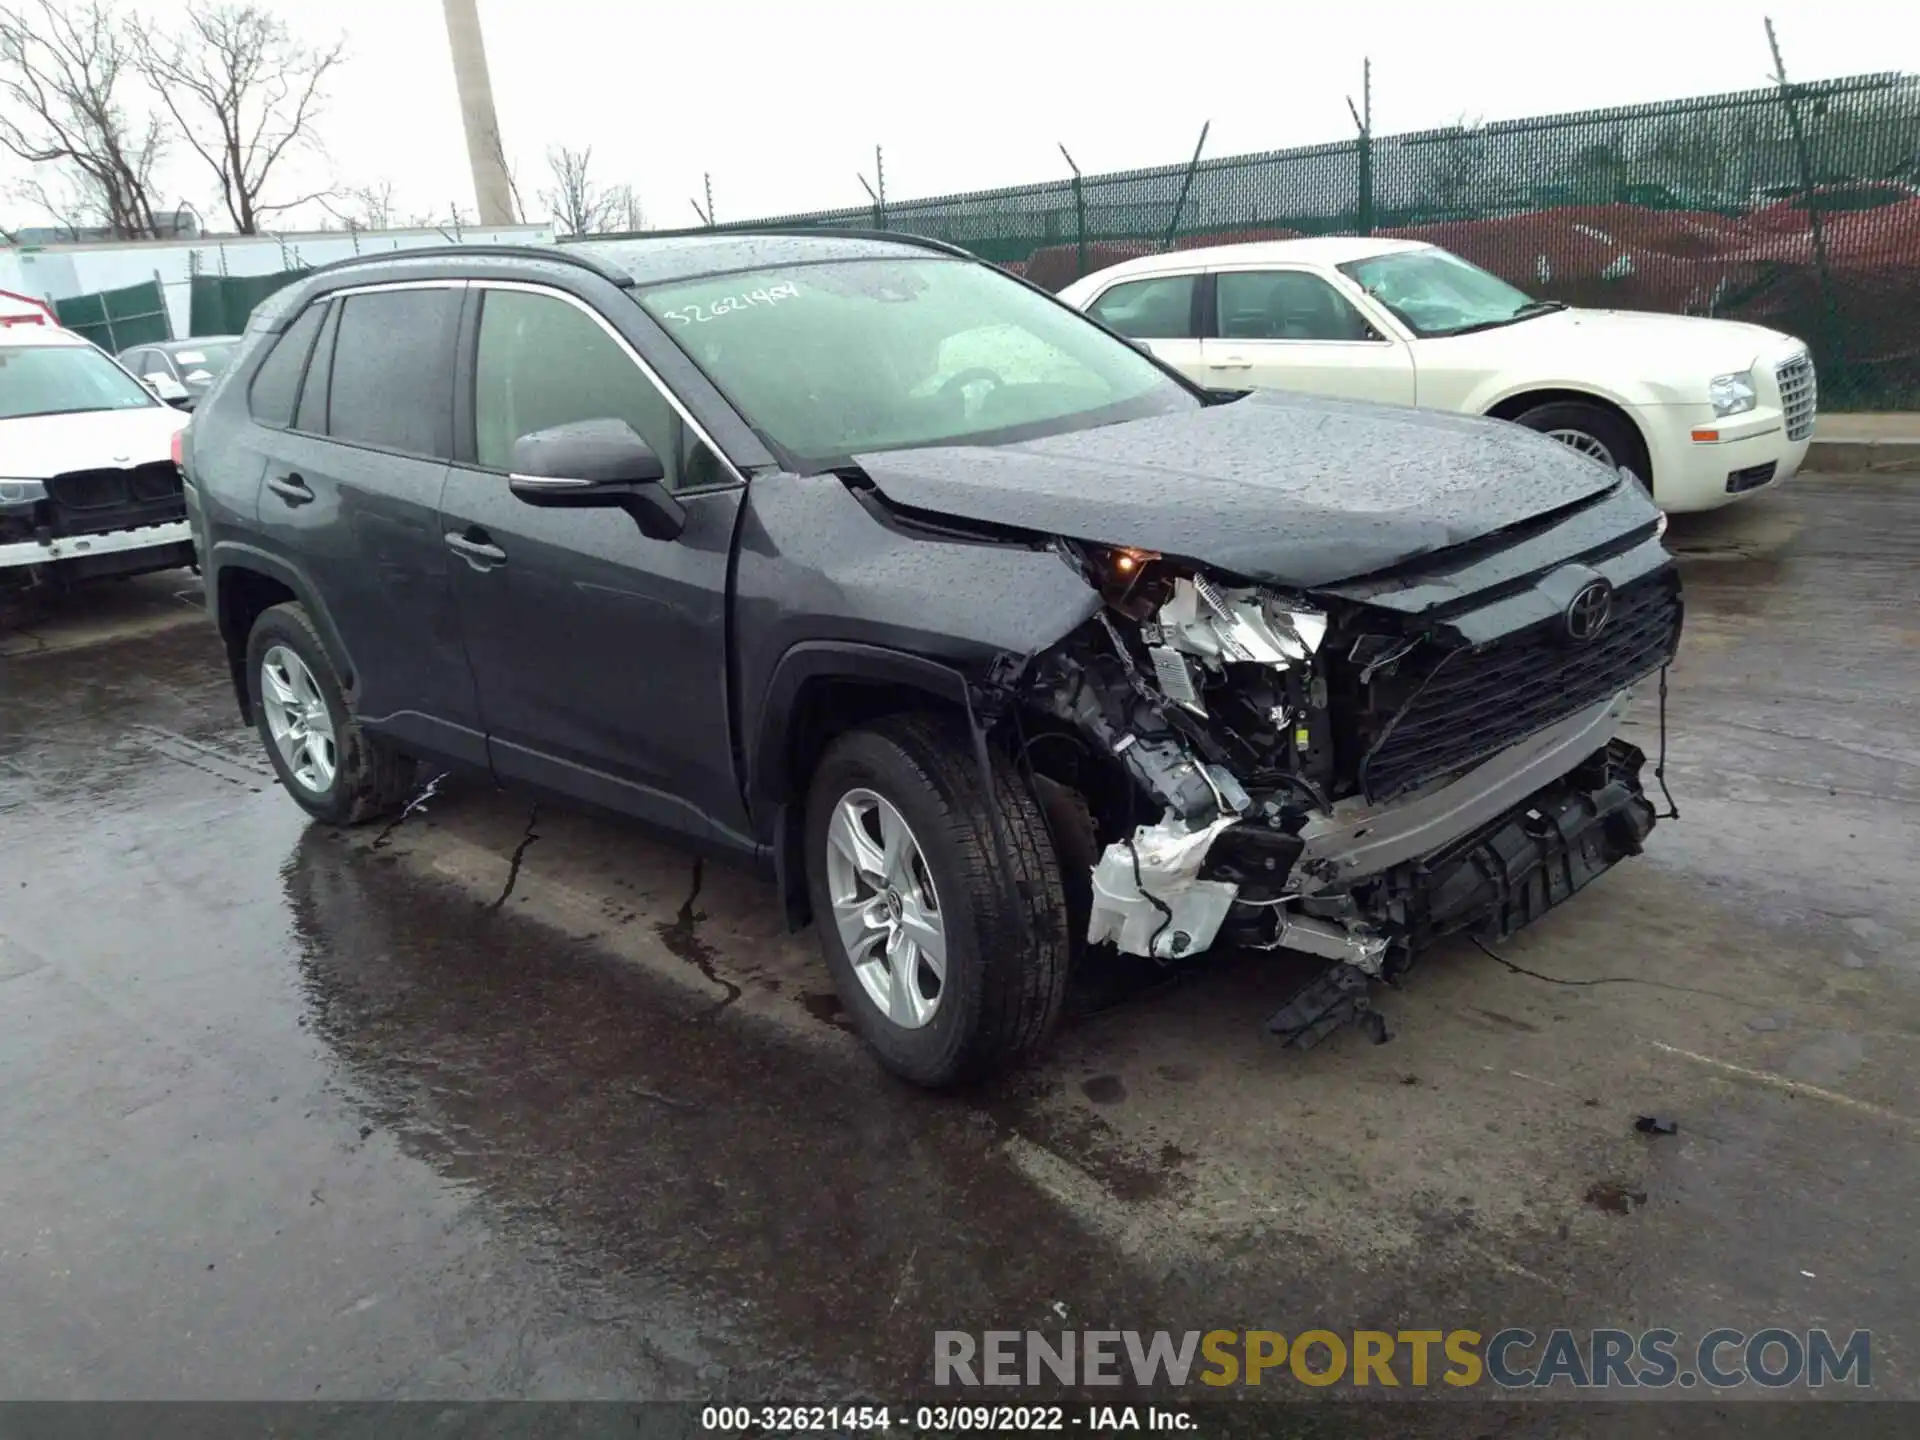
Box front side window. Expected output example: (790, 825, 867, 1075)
(636, 257, 1195, 467)
(1337, 248, 1547, 338)
(326, 289, 460, 458)
(1216, 270, 1376, 342)
(0, 342, 157, 420)
(471, 288, 697, 486)
(1087, 274, 1197, 339)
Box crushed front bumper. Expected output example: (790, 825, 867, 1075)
(0, 519, 195, 581)
(1267, 738, 1656, 1046)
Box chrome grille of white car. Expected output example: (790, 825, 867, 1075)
(1776, 353, 1817, 442)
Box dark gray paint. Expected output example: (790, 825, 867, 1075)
(854, 389, 1623, 589)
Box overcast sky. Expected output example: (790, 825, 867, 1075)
(5, 0, 1917, 234)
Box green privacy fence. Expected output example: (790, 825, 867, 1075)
(622, 72, 1920, 408)
(188, 269, 310, 337)
(53, 279, 171, 351)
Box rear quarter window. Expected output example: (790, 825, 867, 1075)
(247, 303, 326, 428)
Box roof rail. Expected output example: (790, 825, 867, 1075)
(306, 243, 632, 286)
(736, 227, 981, 261)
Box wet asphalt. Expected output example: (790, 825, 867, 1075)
(1, 474, 1917, 1410)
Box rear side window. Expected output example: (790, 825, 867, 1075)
(1087, 274, 1197, 339)
(246, 303, 326, 427)
(326, 289, 460, 459)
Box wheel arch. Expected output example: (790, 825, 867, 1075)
(1483, 387, 1654, 484)
(749, 641, 975, 931)
(210, 542, 356, 722)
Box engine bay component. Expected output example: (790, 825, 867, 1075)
(1149, 576, 1327, 669)
(1254, 909, 1389, 976)
(1087, 812, 1241, 959)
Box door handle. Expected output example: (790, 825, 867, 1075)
(266, 473, 313, 505)
(1207, 356, 1253, 370)
(444, 530, 507, 568)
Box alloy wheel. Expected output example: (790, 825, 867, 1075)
(823, 788, 947, 1029)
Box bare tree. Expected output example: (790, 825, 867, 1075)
(605, 182, 645, 233)
(0, 0, 167, 237)
(130, 3, 344, 234)
(539, 144, 618, 236)
(324, 178, 398, 231)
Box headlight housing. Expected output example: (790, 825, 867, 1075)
(1709, 370, 1757, 418)
(0, 478, 48, 506)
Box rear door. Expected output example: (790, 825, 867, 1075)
(247, 281, 485, 765)
(1081, 271, 1204, 381)
(1201, 266, 1416, 405)
(439, 280, 750, 847)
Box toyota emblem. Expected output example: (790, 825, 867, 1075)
(1564, 580, 1614, 642)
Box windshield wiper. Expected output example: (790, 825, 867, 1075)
(1427, 300, 1568, 338)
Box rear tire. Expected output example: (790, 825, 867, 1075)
(1513, 400, 1649, 491)
(246, 601, 415, 825)
(804, 713, 1070, 1088)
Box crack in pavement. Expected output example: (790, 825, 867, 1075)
(1473, 935, 1771, 1009)
(372, 771, 447, 850)
(487, 803, 541, 911)
(654, 858, 742, 1019)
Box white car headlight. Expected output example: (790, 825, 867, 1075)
(1709, 370, 1757, 418)
(0, 478, 48, 505)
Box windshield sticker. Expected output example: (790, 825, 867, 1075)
(174, 350, 206, 364)
(660, 282, 800, 327)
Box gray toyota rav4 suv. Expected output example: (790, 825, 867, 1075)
(182, 232, 1681, 1086)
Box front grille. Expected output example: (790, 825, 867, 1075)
(1776, 353, 1817, 442)
(45, 462, 181, 511)
(44, 462, 184, 537)
(1360, 574, 1682, 802)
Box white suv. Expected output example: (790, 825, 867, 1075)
(0, 325, 193, 588)
(1058, 237, 1815, 513)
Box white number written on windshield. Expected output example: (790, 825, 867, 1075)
(661, 282, 801, 327)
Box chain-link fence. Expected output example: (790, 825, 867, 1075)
(631, 72, 1920, 408)
(52, 279, 171, 352)
(188, 270, 310, 337)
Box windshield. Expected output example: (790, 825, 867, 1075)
(169, 342, 238, 386)
(1337, 248, 1552, 338)
(637, 257, 1196, 465)
(0, 342, 157, 420)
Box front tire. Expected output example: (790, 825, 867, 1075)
(804, 713, 1070, 1087)
(246, 601, 415, 825)
(1513, 400, 1649, 491)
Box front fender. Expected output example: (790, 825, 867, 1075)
(748, 640, 972, 814)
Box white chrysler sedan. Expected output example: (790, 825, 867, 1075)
(1057, 237, 1816, 512)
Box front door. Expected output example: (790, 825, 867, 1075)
(1202, 267, 1417, 406)
(438, 282, 751, 849)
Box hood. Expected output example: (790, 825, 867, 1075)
(853, 389, 1621, 589)
(0, 405, 189, 479)
(1452, 307, 1802, 379)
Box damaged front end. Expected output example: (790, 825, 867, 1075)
(988, 533, 1682, 1046)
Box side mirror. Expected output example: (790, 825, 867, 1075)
(507, 418, 686, 541)
(146, 373, 191, 406)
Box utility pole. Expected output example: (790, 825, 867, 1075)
(442, 0, 516, 226)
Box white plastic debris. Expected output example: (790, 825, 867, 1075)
(1087, 812, 1240, 959)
